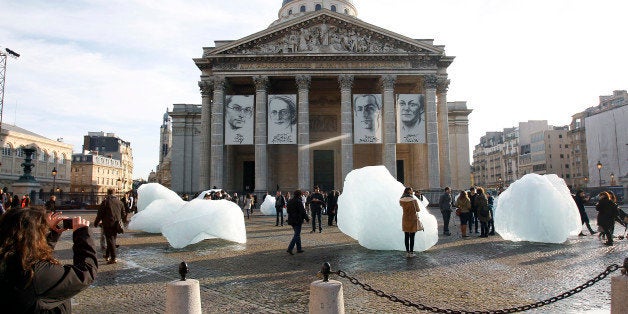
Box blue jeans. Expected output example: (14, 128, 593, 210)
(311, 209, 322, 231)
(288, 223, 302, 252)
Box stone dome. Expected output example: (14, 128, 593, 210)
(272, 0, 358, 26)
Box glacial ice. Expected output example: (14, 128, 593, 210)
(494, 173, 581, 244)
(129, 183, 247, 248)
(260, 195, 287, 216)
(337, 166, 438, 251)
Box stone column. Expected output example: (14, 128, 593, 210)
(425, 75, 441, 189)
(210, 76, 226, 188)
(198, 78, 214, 191)
(437, 77, 452, 188)
(380, 75, 397, 177)
(254, 76, 269, 194)
(296, 75, 311, 190)
(338, 75, 354, 186)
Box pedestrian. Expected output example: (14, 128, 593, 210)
(574, 190, 596, 236)
(327, 190, 338, 226)
(487, 193, 495, 235)
(21, 195, 30, 208)
(286, 189, 309, 255)
(438, 187, 453, 236)
(308, 186, 326, 233)
(243, 193, 254, 219)
(455, 190, 471, 237)
(275, 190, 286, 226)
(45, 195, 57, 213)
(94, 188, 125, 264)
(11, 194, 20, 209)
(232, 192, 239, 206)
(468, 187, 479, 234)
(474, 187, 490, 238)
(0, 209, 97, 312)
(596, 191, 619, 246)
(400, 187, 423, 258)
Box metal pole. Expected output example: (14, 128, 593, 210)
(598, 168, 602, 188)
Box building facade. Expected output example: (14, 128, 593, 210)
(177, 1, 471, 195)
(70, 154, 123, 204)
(82, 132, 133, 192)
(153, 109, 172, 187)
(0, 124, 72, 199)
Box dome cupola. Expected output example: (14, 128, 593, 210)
(273, 0, 358, 26)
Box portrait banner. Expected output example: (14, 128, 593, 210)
(224, 95, 255, 145)
(268, 94, 297, 144)
(353, 94, 382, 144)
(396, 94, 426, 143)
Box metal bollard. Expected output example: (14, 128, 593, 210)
(166, 262, 202, 314)
(309, 262, 345, 314)
(611, 258, 628, 314)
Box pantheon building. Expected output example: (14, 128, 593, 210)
(168, 0, 472, 195)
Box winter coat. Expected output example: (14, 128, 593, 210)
(94, 195, 125, 233)
(400, 195, 423, 233)
(287, 197, 309, 226)
(474, 194, 491, 222)
(438, 193, 453, 212)
(455, 196, 471, 213)
(574, 194, 589, 223)
(596, 198, 618, 230)
(0, 227, 98, 313)
(326, 194, 338, 215)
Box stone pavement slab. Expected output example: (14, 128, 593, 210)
(52, 207, 625, 313)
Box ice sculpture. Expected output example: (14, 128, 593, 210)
(495, 174, 581, 243)
(337, 166, 438, 251)
(260, 195, 276, 215)
(129, 183, 247, 248)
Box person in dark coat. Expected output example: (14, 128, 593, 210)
(474, 187, 491, 238)
(0, 208, 97, 313)
(438, 187, 453, 236)
(468, 187, 478, 233)
(274, 190, 286, 226)
(11, 194, 20, 209)
(308, 186, 326, 233)
(286, 190, 309, 255)
(574, 190, 596, 236)
(596, 191, 619, 246)
(94, 189, 125, 264)
(326, 190, 339, 226)
(45, 195, 57, 213)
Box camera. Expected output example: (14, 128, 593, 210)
(62, 218, 73, 229)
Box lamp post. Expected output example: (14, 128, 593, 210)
(584, 177, 588, 189)
(597, 161, 603, 187)
(51, 167, 57, 196)
(498, 177, 502, 189)
(610, 173, 615, 186)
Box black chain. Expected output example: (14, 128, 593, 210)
(335, 264, 621, 313)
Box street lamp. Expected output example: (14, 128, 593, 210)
(498, 177, 502, 189)
(51, 167, 57, 195)
(610, 173, 615, 186)
(596, 161, 602, 187)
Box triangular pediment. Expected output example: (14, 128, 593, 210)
(204, 10, 444, 57)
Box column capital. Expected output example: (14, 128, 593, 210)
(338, 75, 354, 90)
(212, 76, 226, 91)
(198, 80, 214, 97)
(253, 75, 269, 91)
(425, 75, 438, 89)
(437, 77, 450, 93)
(295, 75, 311, 90)
(380, 75, 397, 90)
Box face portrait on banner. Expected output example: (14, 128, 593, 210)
(353, 94, 382, 144)
(268, 95, 297, 144)
(225, 95, 254, 145)
(397, 94, 426, 143)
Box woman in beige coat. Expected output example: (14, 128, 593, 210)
(455, 191, 472, 237)
(400, 187, 423, 258)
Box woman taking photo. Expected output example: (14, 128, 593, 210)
(400, 187, 423, 258)
(0, 209, 97, 312)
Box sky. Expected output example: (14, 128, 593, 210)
(1, 0, 627, 180)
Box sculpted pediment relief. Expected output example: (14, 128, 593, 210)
(206, 13, 443, 57)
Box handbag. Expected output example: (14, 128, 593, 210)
(455, 207, 461, 216)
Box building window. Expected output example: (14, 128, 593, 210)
(331, 5, 337, 11)
(560, 154, 564, 158)
(315, 4, 321, 10)
(300, 5, 306, 12)
(559, 134, 563, 138)
(288, 9, 292, 14)
(344, 8, 349, 14)
(2, 145, 11, 156)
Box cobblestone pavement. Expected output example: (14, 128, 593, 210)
(51, 207, 625, 313)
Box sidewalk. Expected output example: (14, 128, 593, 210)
(54, 207, 624, 313)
